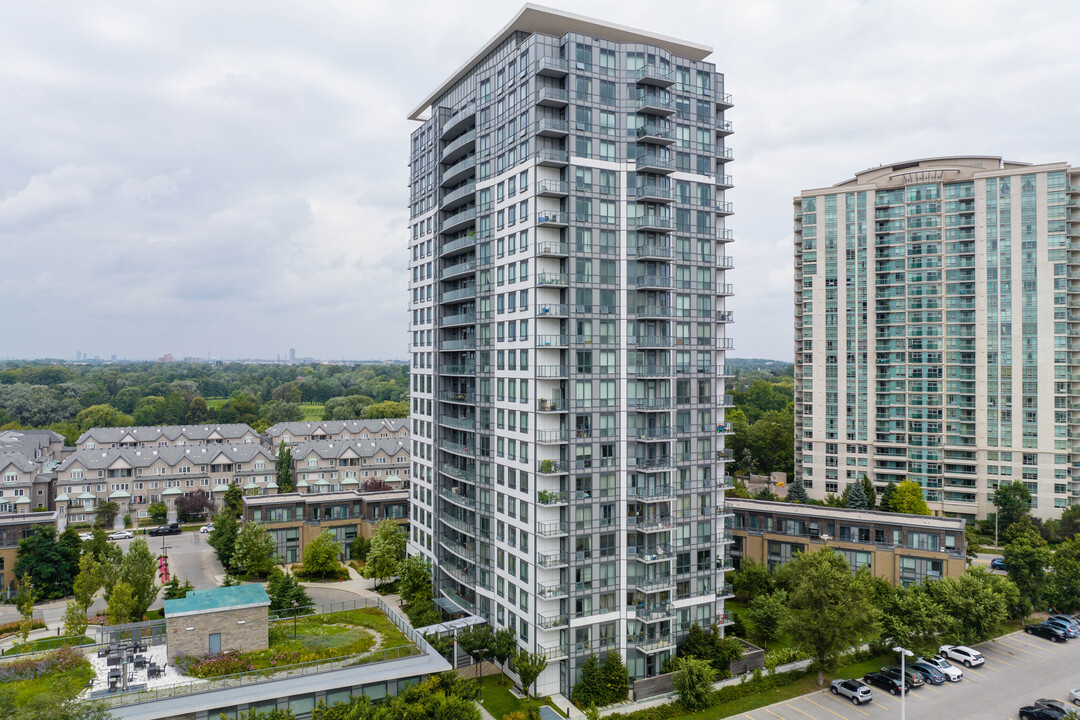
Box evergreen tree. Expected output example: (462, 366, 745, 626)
(223, 483, 244, 518)
(571, 654, 604, 707)
(277, 441, 293, 493)
(860, 475, 877, 509)
(786, 477, 809, 504)
(267, 568, 313, 613)
(599, 651, 630, 704)
(845, 480, 870, 510)
(208, 509, 239, 569)
(879, 480, 898, 513)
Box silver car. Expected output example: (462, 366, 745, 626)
(830, 678, 873, 705)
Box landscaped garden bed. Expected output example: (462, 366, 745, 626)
(175, 607, 413, 678)
(0, 645, 94, 707)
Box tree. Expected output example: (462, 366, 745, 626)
(572, 654, 604, 707)
(745, 410, 795, 475)
(511, 649, 548, 699)
(272, 383, 303, 404)
(163, 576, 195, 600)
(890, 480, 931, 515)
(277, 441, 293, 493)
(600, 651, 630, 704)
(185, 396, 213, 424)
(74, 404, 133, 432)
(208, 509, 239, 569)
(1060, 504, 1080, 541)
(360, 478, 393, 493)
(879, 481, 897, 513)
(266, 568, 314, 613)
(301, 529, 344, 579)
(456, 623, 493, 681)
(15, 525, 77, 600)
(233, 522, 278, 577)
(176, 490, 215, 523)
(786, 477, 808, 504)
(119, 538, 159, 621)
(397, 554, 433, 607)
(731, 557, 773, 600)
(363, 520, 406, 588)
(62, 601, 88, 639)
(15, 576, 37, 642)
(223, 483, 244, 518)
(672, 656, 714, 711)
(845, 481, 869, 510)
(362, 401, 409, 419)
(83, 527, 120, 566)
(490, 626, 517, 671)
(107, 581, 136, 626)
(237, 709, 296, 720)
(1003, 533, 1052, 612)
(676, 622, 742, 675)
(746, 590, 787, 649)
(260, 401, 303, 425)
(148, 502, 169, 524)
(965, 524, 983, 561)
(860, 475, 877, 509)
(993, 481, 1032, 535)
(94, 500, 120, 528)
(784, 548, 880, 685)
(1048, 538, 1080, 613)
(923, 567, 1019, 644)
(350, 534, 371, 563)
(874, 582, 948, 657)
(72, 555, 102, 610)
(132, 396, 167, 426)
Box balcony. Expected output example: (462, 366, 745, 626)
(440, 259, 475, 280)
(441, 206, 476, 234)
(537, 520, 569, 537)
(635, 95, 675, 116)
(441, 562, 475, 586)
(715, 174, 733, 189)
(537, 459, 569, 474)
(538, 272, 568, 286)
(535, 148, 569, 166)
(536, 488, 568, 505)
(536, 334, 569, 348)
(634, 575, 674, 593)
(632, 184, 673, 202)
(537, 398, 568, 413)
(715, 201, 734, 216)
(438, 390, 475, 404)
(627, 634, 674, 653)
(630, 514, 673, 531)
(536, 551, 569, 568)
(536, 240, 569, 257)
(717, 119, 733, 136)
(440, 235, 476, 257)
(441, 129, 476, 163)
(441, 312, 475, 327)
(441, 155, 476, 186)
(442, 439, 476, 459)
(536, 211, 569, 227)
(439, 414, 475, 431)
(629, 215, 673, 232)
(636, 154, 675, 174)
(536, 87, 569, 106)
(440, 181, 476, 211)
(440, 515, 475, 536)
(439, 337, 475, 351)
(716, 92, 734, 108)
(440, 107, 475, 140)
(633, 64, 675, 87)
(536, 118, 569, 137)
(716, 146, 734, 164)
(538, 642, 568, 661)
(537, 303, 569, 318)
(437, 486, 476, 511)
(632, 275, 672, 289)
(537, 612, 568, 630)
(634, 335, 672, 348)
(535, 56, 569, 77)
(635, 124, 675, 145)
(633, 427, 673, 441)
(717, 255, 734, 269)
(536, 364, 569, 379)
(633, 305, 673, 319)
(628, 396, 672, 411)
(628, 485, 674, 500)
(441, 363, 476, 376)
(631, 544, 674, 563)
(633, 603, 674, 622)
(536, 180, 569, 197)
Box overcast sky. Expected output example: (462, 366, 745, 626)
(2, 0, 1078, 362)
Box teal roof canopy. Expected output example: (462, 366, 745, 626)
(163, 583, 270, 618)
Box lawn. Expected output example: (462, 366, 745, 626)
(7, 636, 94, 655)
(299, 403, 324, 420)
(1, 646, 94, 708)
(726, 600, 795, 651)
(179, 607, 413, 678)
(477, 675, 567, 720)
(9, 663, 94, 707)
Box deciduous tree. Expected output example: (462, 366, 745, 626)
(363, 520, 405, 588)
(672, 656, 714, 711)
(890, 480, 931, 515)
(456, 623, 492, 681)
(747, 590, 787, 649)
(94, 501, 120, 528)
(208, 509, 239, 569)
(233, 522, 278, 577)
(1003, 533, 1052, 613)
(511, 649, 548, 699)
(276, 441, 293, 493)
(107, 581, 136, 626)
(62, 601, 88, 639)
(731, 557, 772, 600)
(993, 481, 1032, 536)
(301, 529, 344, 579)
(75, 404, 133, 432)
(223, 483, 244, 519)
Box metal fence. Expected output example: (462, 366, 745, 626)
(100, 595, 436, 709)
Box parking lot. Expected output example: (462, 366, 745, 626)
(740, 631, 1080, 720)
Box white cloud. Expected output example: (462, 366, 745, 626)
(0, 0, 1078, 360)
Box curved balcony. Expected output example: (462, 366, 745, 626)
(439, 414, 475, 431)
(439, 286, 476, 303)
(441, 207, 477, 234)
(441, 129, 476, 164)
(440, 515, 476, 537)
(440, 235, 476, 257)
(440, 259, 476, 281)
(438, 390, 476, 404)
(441, 155, 477, 187)
(440, 108, 475, 140)
(441, 363, 476, 376)
(438, 337, 475, 351)
(437, 486, 476, 511)
(440, 181, 476, 212)
(441, 312, 475, 328)
(442, 439, 476, 459)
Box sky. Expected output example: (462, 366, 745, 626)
(1, 0, 1078, 362)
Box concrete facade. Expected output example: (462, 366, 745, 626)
(728, 498, 967, 586)
(793, 157, 1080, 521)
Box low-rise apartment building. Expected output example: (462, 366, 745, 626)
(728, 498, 966, 586)
(291, 438, 410, 492)
(54, 444, 277, 525)
(0, 510, 60, 598)
(243, 490, 409, 564)
(265, 419, 408, 449)
(0, 429, 66, 514)
(76, 423, 260, 452)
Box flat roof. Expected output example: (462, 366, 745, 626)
(727, 498, 966, 531)
(409, 3, 712, 120)
(163, 584, 269, 618)
(244, 489, 408, 506)
(0, 511, 59, 526)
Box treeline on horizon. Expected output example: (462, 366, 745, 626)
(725, 359, 796, 479)
(0, 361, 410, 444)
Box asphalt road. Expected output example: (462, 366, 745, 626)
(738, 630, 1080, 720)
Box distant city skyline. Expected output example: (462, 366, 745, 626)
(2, 1, 1079, 359)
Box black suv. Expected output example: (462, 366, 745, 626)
(863, 671, 906, 695)
(148, 523, 182, 536)
(1020, 706, 1069, 720)
(1025, 623, 1069, 643)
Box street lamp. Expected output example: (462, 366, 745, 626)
(891, 646, 914, 720)
(292, 600, 299, 640)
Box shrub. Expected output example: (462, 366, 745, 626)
(175, 650, 256, 677)
(0, 645, 85, 683)
(0, 618, 45, 639)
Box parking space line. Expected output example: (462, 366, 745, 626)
(824, 691, 870, 716)
(785, 702, 817, 719)
(762, 708, 785, 720)
(996, 638, 1049, 657)
(978, 649, 1018, 667)
(1003, 637, 1056, 654)
(804, 695, 852, 719)
(962, 665, 986, 677)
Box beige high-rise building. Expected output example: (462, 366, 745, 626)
(794, 157, 1080, 521)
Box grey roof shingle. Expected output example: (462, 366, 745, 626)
(76, 424, 258, 446)
(290, 438, 408, 461)
(0, 452, 36, 473)
(57, 444, 274, 472)
(265, 419, 407, 437)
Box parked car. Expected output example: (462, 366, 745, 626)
(148, 523, 182, 536)
(939, 644, 985, 667)
(199, 524, 214, 534)
(1035, 699, 1072, 715)
(882, 665, 924, 689)
(830, 679, 873, 705)
(1046, 614, 1079, 627)
(990, 557, 1007, 570)
(1042, 619, 1079, 638)
(863, 670, 907, 695)
(908, 660, 946, 685)
(78, 532, 94, 541)
(1026, 623, 1069, 642)
(1068, 688, 1080, 706)
(107, 530, 134, 540)
(1020, 705, 1069, 720)
(916, 655, 963, 681)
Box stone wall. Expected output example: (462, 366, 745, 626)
(165, 605, 268, 662)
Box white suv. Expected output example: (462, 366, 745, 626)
(916, 655, 963, 681)
(830, 678, 873, 705)
(938, 645, 984, 668)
